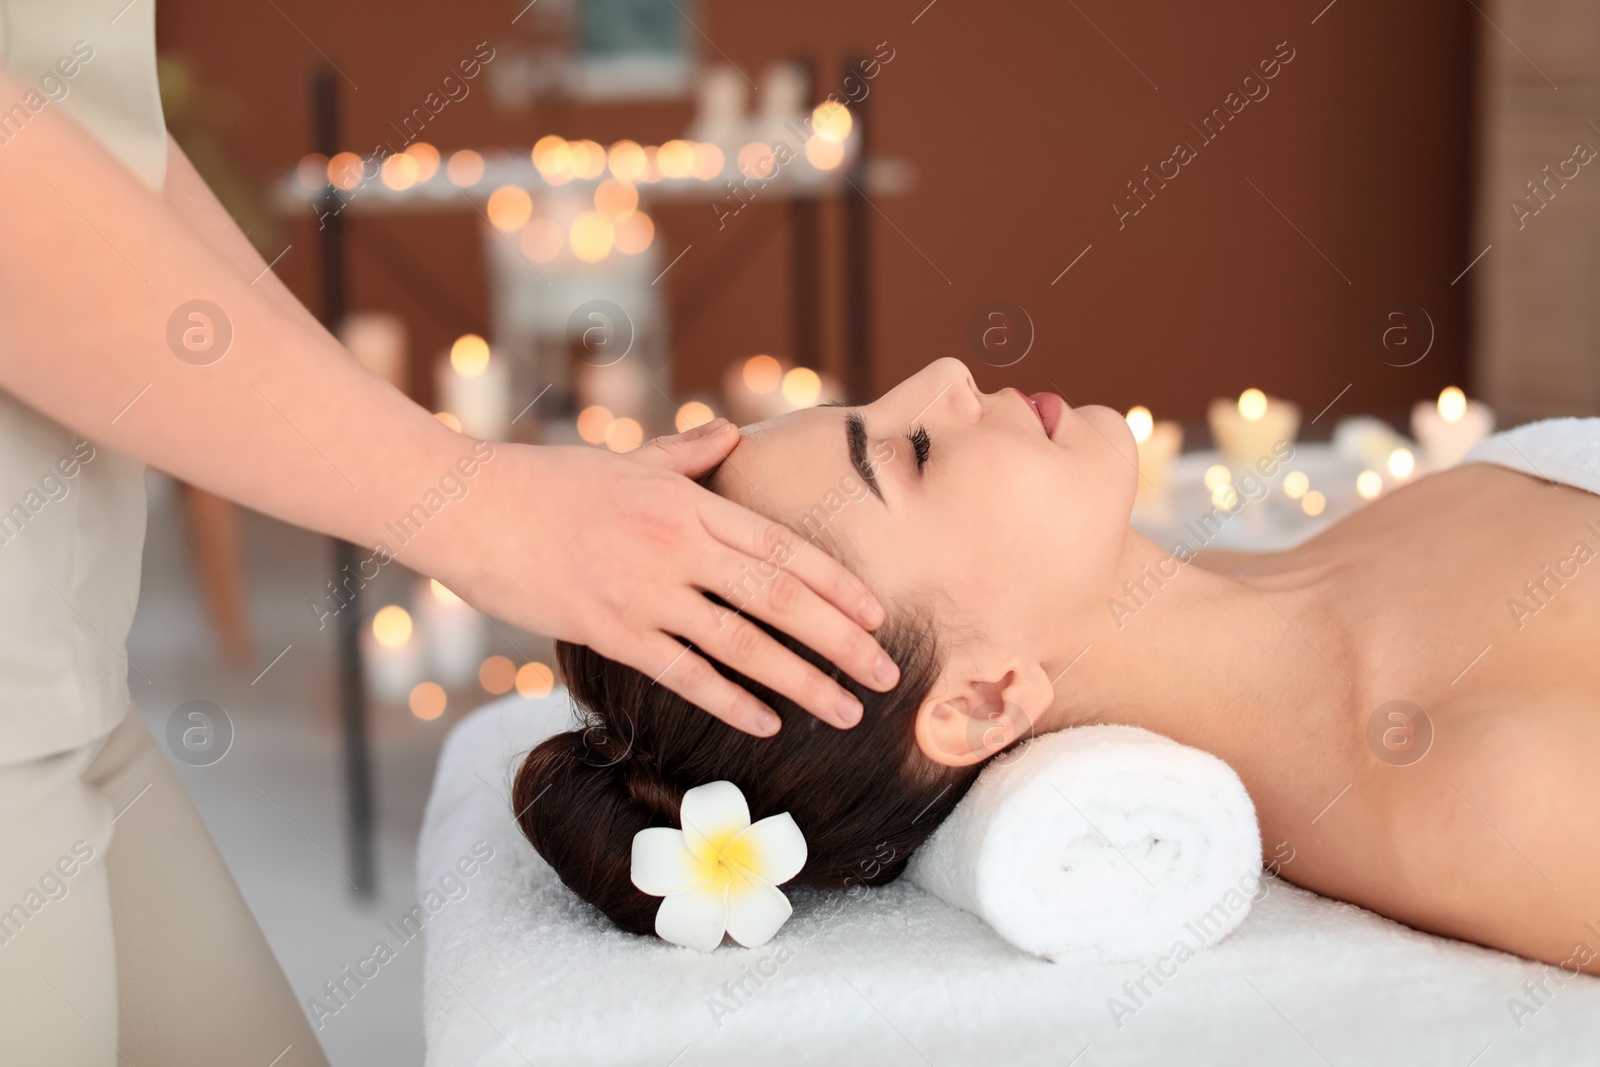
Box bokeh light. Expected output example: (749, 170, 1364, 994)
(605, 417, 643, 452)
(533, 135, 572, 183)
(781, 367, 822, 407)
(380, 153, 419, 191)
(1283, 470, 1310, 499)
(487, 185, 533, 231)
(577, 405, 613, 444)
(328, 151, 364, 190)
(1356, 469, 1384, 499)
(1388, 447, 1415, 478)
(804, 137, 844, 170)
(1204, 464, 1232, 491)
(405, 142, 440, 182)
(515, 662, 555, 699)
(1125, 406, 1153, 443)
(372, 605, 412, 648)
(743, 355, 782, 393)
(1238, 388, 1268, 421)
(812, 101, 853, 142)
(446, 149, 484, 186)
(479, 655, 516, 695)
(519, 217, 565, 262)
(429, 578, 462, 604)
(613, 211, 654, 255)
(640, 146, 664, 183)
(692, 142, 725, 180)
(565, 139, 593, 179)
(608, 140, 647, 182)
(573, 139, 607, 179)
(1438, 386, 1467, 422)
(1301, 490, 1327, 517)
(569, 210, 615, 262)
(409, 682, 446, 720)
(450, 334, 490, 377)
(594, 178, 639, 220)
(297, 153, 329, 190)
(1211, 484, 1239, 510)
(738, 142, 777, 179)
(658, 139, 696, 178)
(675, 401, 715, 432)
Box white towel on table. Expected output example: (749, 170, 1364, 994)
(420, 695, 1600, 1067)
(905, 725, 1261, 962)
(1462, 416, 1600, 496)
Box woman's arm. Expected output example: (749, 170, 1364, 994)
(0, 72, 896, 732)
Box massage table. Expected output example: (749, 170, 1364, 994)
(418, 691, 1600, 1065)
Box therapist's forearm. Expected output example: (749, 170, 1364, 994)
(0, 72, 466, 574)
(159, 135, 333, 343)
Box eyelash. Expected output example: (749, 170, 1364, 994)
(908, 425, 931, 470)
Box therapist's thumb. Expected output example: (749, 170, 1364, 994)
(630, 418, 738, 477)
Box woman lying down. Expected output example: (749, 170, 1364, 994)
(515, 357, 1599, 973)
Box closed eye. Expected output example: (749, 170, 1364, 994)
(908, 425, 931, 471)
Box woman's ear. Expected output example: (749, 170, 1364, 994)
(913, 642, 1055, 767)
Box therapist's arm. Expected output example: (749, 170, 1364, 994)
(0, 73, 898, 734)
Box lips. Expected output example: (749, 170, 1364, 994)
(1027, 391, 1066, 438)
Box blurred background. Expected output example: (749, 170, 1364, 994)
(129, 0, 1598, 1062)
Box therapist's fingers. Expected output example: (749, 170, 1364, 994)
(617, 628, 782, 737)
(628, 419, 737, 478)
(696, 489, 889, 637)
(694, 527, 902, 703)
(684, 591, 866, 729)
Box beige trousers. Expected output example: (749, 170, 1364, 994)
(0, 707, 330, 1066)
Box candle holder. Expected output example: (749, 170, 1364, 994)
(1411, 387, 1492, 470)
(1208, 389, 1300, 470)
(1127, 406, 1183, 498)
(418, 578, 486, 688)
(437, 334, 512, 440)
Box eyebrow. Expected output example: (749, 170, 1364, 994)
(831, 405, 885, 504)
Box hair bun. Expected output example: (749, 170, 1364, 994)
(574, 718, 680, 818)
(512, 725, 679, 935)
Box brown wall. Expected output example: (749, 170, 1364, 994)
(155, 0, 1474, 426)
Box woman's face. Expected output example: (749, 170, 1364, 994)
(720, 358, 1139, 760)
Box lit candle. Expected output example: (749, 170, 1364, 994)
(1207, 389, 1300, 470)
(1126, 405, 1182, 497)
(362, 605, 421, 705)
(1411, 386, 1492, 470)
(436, 334, 511, 440)
(418, 578, 485, 688)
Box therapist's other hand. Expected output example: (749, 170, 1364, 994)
(437, 420, 899, 735)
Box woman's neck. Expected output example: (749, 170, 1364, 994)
(1035, 526, 1359, 787)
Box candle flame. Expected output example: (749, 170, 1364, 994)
(450, 334, 490, 377)
(1126, 406, 1153, 443)
(1239, 388, 1268, 421)
(1438, 386, 1466, 423)
(373, 605, 413, 648)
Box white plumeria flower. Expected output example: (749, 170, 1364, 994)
(630, 780, 807, 952)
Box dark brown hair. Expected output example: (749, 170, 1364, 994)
(512, 600, 980, 937)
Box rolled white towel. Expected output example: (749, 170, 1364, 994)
(905, 724, 1262, 962)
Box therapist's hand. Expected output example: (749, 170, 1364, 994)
(435, 420, 899, 736)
